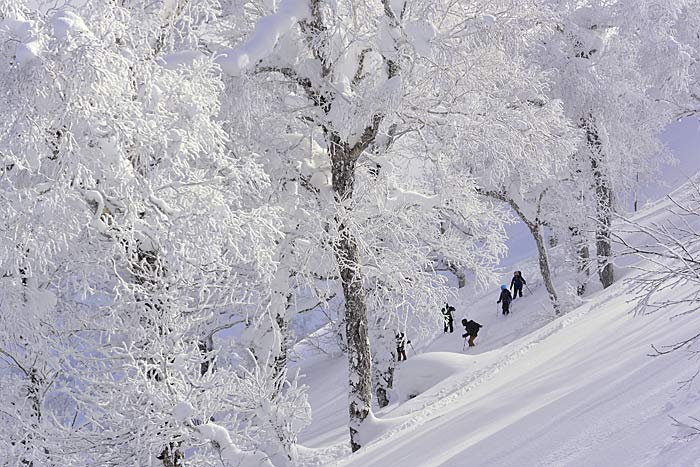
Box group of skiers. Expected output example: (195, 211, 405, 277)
(395, 271, 528, 360)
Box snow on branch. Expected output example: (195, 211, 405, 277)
(217, 0, 310, 76)
(197, 423, 275, 467)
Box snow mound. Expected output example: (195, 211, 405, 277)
(394, 352, 471, 402)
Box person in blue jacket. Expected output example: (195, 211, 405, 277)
(497, 284, 512, 315)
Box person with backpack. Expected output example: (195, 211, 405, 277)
(441, 303, 455, 333)
(497, 284, 512, 315)
(510, 271, 527, 299)
(395, 332, 409, 361)
(461, 318, 482, 347)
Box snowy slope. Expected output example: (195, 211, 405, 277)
(293, 185, 700, 467)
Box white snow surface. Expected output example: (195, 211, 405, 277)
(292, 186, 700, 466)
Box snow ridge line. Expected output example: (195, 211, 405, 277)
(345, 300, 602, 459)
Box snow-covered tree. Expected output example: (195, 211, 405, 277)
(0, 2, 310, 465)
(212, 0, 601, 449)
(536, 0, 682, 291)
(419, 2, 581, 314)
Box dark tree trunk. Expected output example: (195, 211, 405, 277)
(273, 303, 291, 393)
(584, 115, 614, 289)
(372, 321, 395, 409)
(198, 335, 214, 376)
(330, 136, 373, 452)
(592, 166, 614, 288)
(158, 444, 183, 467)
(374, 364, 394, 409)
(570, 227, 590, 296)
(530, 223, 561, 314)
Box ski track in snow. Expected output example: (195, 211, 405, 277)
(298, 282, 604, 466)
(295, 183, 700, 467)
(333, 301, 599, 465)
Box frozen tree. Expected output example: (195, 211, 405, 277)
(421, 2, 581, 314)
(212, 0, 599, 449)
(0, 2, 310, 465)
(619, 0, 700, 120)
(537, 0, 683, 291)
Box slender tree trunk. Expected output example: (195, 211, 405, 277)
(371, 319, 395, 409)
(132, 246, 185, 466)
(578, 242, 590, 295)
(592, 161, 614, 288)
(17, 368, 44, 467)
(483, 190, 561, 314)
(570, 227, 590, 296)
(273, 304, 291, 391)
(198, 334, 214, 376)
(335, 227, 372, 452)
(529, 223, 561, 314)
(330, 141, 372, 452)
(374, 364, 394, 408)
(584, 115, 614, 289)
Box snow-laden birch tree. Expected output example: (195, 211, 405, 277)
(536, 0, 687, 291)
(212, 0, 590, 449)
(618, 0, 700, 120)
(1, 2, 311, 465)
(414, 2, 581, 314)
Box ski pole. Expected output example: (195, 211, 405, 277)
(409, 342, 417, 355)
(525, 283, 532, 295)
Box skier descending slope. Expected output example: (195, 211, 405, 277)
(497, 284, 513, 316)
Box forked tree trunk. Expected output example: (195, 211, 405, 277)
(330, 141, 372, 452)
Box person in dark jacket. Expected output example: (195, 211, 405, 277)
(441, 303, 455, 333)
(510, 271, 527, 299)
(497, 284, 512, 315)
(461, 318, 482, 347)
(395, 332, 409, 361)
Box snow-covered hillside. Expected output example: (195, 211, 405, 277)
(294, 188, 700, 467)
